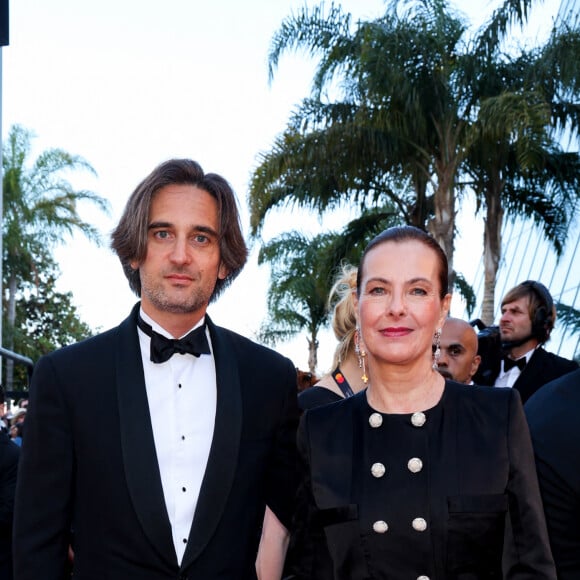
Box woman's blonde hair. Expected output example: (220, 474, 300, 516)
(328, 264, 358, 369)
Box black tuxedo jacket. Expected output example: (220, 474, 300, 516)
(525, 369, 580, 580)
(511, 347, 578, 403)
(13, 304, 299, 580)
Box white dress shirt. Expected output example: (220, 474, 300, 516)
(137, 309, 217, 564)
(494, 347, 536, 389)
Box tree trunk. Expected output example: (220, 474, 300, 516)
(429, 172, 456, 291)
(481, 182, 504, 326)
(307, 334, 319, 375)
(6, 274, 18, 391)
(428, 120, 461, 292)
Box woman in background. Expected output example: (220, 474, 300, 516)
(289, 225, 555, 579)
(299, 265, 367, 412)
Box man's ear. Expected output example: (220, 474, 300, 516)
(218, 262, 229, 280)
(470, 355, 482, 379)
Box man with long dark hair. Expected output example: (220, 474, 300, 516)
(13, 159, 298, 579)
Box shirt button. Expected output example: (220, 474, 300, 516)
(371, 462, 386, 478)
(412, 517, 427, 532)
(373, 520, 388, 534)
(369, 413, 383, 428)
(411, 412, 426, 427)
(417, 576, 430, 580)
(182, 538, 187, 544)
(408, 457, 423, 473)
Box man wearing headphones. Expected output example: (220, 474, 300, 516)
(494, 280, 578, 403)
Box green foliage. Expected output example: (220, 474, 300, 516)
(555, 302, 580, 336)
(253, 0, 472, 239)
(256, 208, 401, 364)
(2, 124, 109, 389)
(4, 253, 94, 389)
(554, 302, 580, 361)
(251, 0, 580, 353)
(453, 273, 477, 317)
(256, 230, 340, 347)
(2, 125, 109, 262)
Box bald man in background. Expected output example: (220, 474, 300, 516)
(436, 317, 481, 384)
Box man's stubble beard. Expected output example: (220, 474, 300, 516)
(140, 272, 214, 315)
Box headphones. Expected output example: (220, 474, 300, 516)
(521, 280, 554, 343)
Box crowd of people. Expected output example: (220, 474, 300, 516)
(1, 158, 578, 580)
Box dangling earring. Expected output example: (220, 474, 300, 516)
(432, 328, 442, 370)
(355, 328, 369, 385)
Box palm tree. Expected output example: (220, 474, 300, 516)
(461, 13, 580, 323)
(556, 303, 580, 361)
(257, 208, 396, 371)
(256, 231, 336, 373)
(252, 0, 579, 323)
(251, 0, 484, 286)
(2, 124, 110, 388)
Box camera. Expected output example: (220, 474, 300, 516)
(470, 319, 502, 386)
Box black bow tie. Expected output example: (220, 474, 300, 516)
(137, 315, 211, 364)
(503, 356, 526, 372)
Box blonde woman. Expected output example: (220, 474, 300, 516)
(299, 265, 367, 411)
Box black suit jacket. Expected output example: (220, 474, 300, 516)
(525, 368, 580, 580)
(13, 304, 298, 579)
(290, 382, 555, 579)
(510, 347, 578, 404)
(0, 430, 20, 580)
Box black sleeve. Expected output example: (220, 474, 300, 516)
(13, 355, 73, 580)
(285, 413, 335, 580)
(264, 358, 300, 530)
(503, 389, 556, 579)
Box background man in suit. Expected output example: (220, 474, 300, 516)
(525, 368, 580, 580)
(493, 280, 578, 403)
(435, 317, 481, 384)
(13, 159, 299, 579)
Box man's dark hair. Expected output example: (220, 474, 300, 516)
(111, 158, 248, 302)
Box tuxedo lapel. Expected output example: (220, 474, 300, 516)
(513, 348, 545, 403)
(115, 304, 176, 567)
(180, 318, 242, 570)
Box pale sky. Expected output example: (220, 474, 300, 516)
(1, 0, 562, 372)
